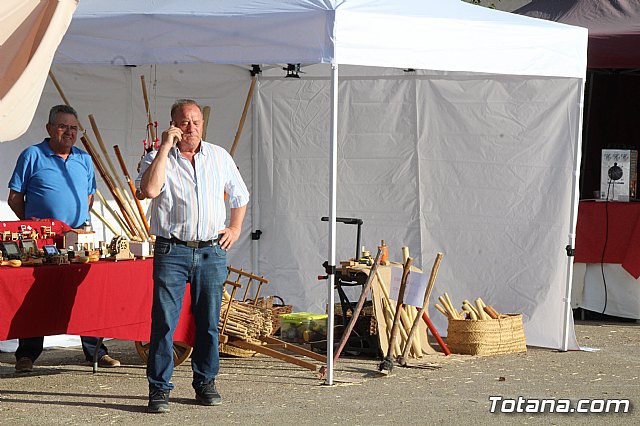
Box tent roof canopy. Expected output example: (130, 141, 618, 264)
(54, 0, 587, 78)
(515, 0, 640, 68)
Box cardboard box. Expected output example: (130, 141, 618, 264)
(600, 149, 638, 201)
(279, 312, 328, 343)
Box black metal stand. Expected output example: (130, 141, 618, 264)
(92, 337, 104, 373)
(321, 216, 363, 259)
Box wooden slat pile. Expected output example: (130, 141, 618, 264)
(219, 290, 273, 340)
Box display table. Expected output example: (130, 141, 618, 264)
(573, 201, 640, 319)
(0, 259, 194, 345)
(574, 200, 640, 278)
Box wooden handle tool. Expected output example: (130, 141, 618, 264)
(378, 257, 412, 374)
(398, 252, 443, 366)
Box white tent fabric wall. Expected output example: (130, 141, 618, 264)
(255, 68, 582, 349)
(0, 64, 582, 350)
(417, 75, 582, 348)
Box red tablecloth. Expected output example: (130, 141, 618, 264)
(0, 259, 194, 344)
(574, 201, 640, 279)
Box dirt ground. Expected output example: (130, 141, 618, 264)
(0, 319, 638, 425)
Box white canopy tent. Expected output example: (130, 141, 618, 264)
(0, 0, 588, 382)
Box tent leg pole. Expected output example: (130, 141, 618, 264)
(325, 63, 339, 385)
(562, 79, 586, 352)
(251, 81, 260, 279)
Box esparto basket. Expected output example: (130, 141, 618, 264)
(446, 314, 527, 356)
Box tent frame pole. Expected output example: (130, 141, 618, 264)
(325, 63, 339, 385)
(251, 78, 260, 279)
(562, 78, 586, 351)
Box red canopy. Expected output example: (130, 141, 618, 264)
(515, 0, 640, 68)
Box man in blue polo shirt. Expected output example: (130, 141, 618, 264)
(7, 104, 121, 372)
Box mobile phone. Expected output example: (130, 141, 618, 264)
(169, 121, 180, 145)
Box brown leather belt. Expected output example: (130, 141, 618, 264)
(158, 236, 220, 248)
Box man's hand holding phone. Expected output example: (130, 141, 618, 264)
(160, 122, 183, 149)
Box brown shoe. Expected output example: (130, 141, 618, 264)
(15, 357, 33, 373)
(98, 355, 121, 368)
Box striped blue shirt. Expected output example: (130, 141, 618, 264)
(136, 142, 249, 241)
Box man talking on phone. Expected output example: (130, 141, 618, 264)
(136, 99, 249, 413)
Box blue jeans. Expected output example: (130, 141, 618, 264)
(146, 239, 227, 391)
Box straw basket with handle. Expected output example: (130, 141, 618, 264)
(446, 313, 526, 356)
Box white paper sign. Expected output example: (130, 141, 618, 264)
(389, 267, 428, 307)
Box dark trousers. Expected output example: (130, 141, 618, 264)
(15, 336, 108, 362)
(147, 240, 227, 391)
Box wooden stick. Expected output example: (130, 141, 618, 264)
(333, 248, 382, 365)
(424, 253, 444, 306)
(463, 300, 481, 319)
(82, 136, 140, 239)
(89, 115, 125, 194)
(484, 305, 500, 319)
(375, 269, 413, 353)
(89, 115, 148, 240)
(444, 293, 456, 316)
(402, 246, 410, 264)
(379, 257, 412, 373)
(401, 304, 415, 353)
(402, 305, 422, 357)
(435, 303, 450, 318)
(90, 207, 119, 236)
(48, 71, 80, 129)
(439, 295, 459, 319)
(227, 265, 269, 283)
(405, 304, 416, 327)
(202, 105, 211, 141)
(475, 299, 489, 320)
(462, 304, 478, 320)
(229, 75, 257, 157)
(113, 145, 151, 235)
(140, 75, 157, 143)
(82, 136, 135, 236)
(95, 190, 132, 239)
(399, 252, 443, 364)
(468, 308, 478, 320)
(421, 310, 452, 356)
(381, 296, 402, 356)
(483, 306, 499, 319)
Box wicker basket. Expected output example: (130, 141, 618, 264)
(446, 314, 527, 356)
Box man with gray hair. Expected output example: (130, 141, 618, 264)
(7, 104, 121, 372)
